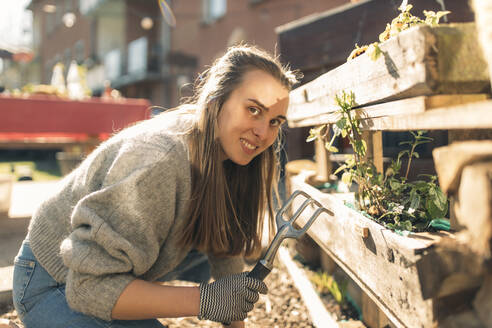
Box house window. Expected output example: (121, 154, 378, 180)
(46, 12, 55, 35)
(44, 60, 52, 84)
(64, 48, 72, 73)
(74, 40, 85, 63)
(104, 49, 122, 81)
(80, 0, 101, 15)
(202, 0, 227, 24)
(55, 1, 63, 26)
(128, 37, 148, 74)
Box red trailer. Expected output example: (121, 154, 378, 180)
(0, 94, 152, 154)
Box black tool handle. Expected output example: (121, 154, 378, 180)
(247, 261, 271, 281)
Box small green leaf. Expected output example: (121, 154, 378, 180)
(409, 189, 420, 210)
(324, 137, 338, 153)
(342, 172, 353, 185)
(397, 150, 409, 162)
(432, 187, 448, 212)
(426, 196, 447, 219)
(336, 118, 347, 130)
(414, 181, 429, 191)
(355, 140, 367, 157)
(390, 179, 401, 190)
(368, 42, 382, 61)
(330, 281, 343, 304)
(306, 134, 317, 142)
(307, 125, 326, 142)
(333, 165, 347, 175)
(402, 220, 413, 231)
(346, 156, 356, 167)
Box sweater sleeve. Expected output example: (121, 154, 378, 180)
(207, 254, 245, 280)
(60, 142, 189, 320)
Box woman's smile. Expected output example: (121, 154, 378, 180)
(240, 138, 258, 153)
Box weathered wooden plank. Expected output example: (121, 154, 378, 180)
(286, 23, 490, 126)
(473, 274, 492, 327)
(360, 99, 492, 131)
(432, 140, 492, 194)
(362, 292, 390, 328)
(315, 137, 332, 181)
(440, 310, 485, 328)
(473, 0, 492, 88)
(448, 129, 492, 143)
(290, 173, 447, 328)
(363, 131, 383, 173)
(455, 161, 492, 258)
(288, 94, 488, 128)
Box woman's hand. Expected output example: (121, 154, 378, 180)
(198, 272, 267, 324)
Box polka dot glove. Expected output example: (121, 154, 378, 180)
(198, 272, 268, 324)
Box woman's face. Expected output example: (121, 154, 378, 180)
(217, 69, 289, 166)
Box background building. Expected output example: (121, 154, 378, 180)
(19, 0, 348, 160)
(23, 0, 348, 107)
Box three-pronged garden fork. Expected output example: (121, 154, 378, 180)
(247, 190, 334, 280)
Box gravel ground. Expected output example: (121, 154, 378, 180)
(157, 258, 315, 328)
(0, 259, 314, 328)
(1, 246, 362, 327)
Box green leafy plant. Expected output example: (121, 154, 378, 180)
(310, 271, 347, 304)
(347, 2, 450, 61)
(307, 91, 449, 232)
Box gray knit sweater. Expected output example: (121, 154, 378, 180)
(27, 110, 244, 321)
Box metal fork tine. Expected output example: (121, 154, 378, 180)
(297, 205, 333, 235)
(287, 197, 313, 224)
(275, 190, 305, 227)
(279, 192, 334, 238)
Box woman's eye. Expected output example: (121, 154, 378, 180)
(270, 119, 281, 127)
(248, 106, 260, 115)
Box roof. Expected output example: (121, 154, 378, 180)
(0, 42, 33, 62)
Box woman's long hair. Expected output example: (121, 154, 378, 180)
(178, 44, 299, 257)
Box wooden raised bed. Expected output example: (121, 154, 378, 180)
(290, 173, 483, 328)
(282, 18, 492, 328)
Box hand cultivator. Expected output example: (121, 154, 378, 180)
(248, 190, 333, 280)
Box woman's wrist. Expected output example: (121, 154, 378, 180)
(226, 321, 245, 328)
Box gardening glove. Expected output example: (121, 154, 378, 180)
(198, 272, 268, 324)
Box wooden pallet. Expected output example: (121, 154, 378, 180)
(287, 23, 490, 127)
(282, 14, 492, 326)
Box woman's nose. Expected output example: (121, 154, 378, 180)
(252, 121, 268, 140)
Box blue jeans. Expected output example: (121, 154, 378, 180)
(12, 240, 210, 328)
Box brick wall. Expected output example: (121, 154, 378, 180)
(32, 0, 92, 83)
(171, 0, 347, 76)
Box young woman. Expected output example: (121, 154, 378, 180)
(12, 44, 299, 328)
